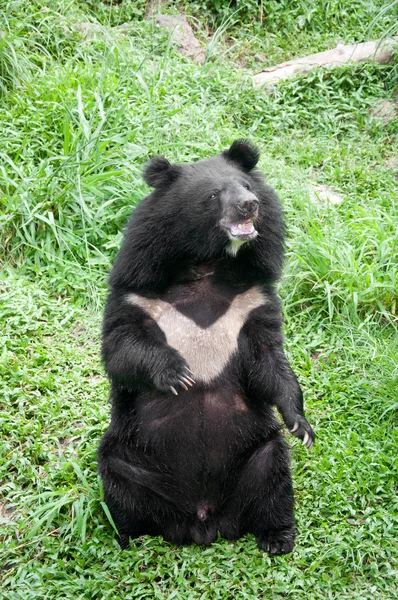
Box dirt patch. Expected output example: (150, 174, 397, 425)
(72, 321, 87, 338)
(309, 183, 344, 206)
(0, 503, 15, 522)
(369, 99, 398, 124)
(57, 435, 81, 458)
(75, 22, 105, 42)
(385, 156, 398, 173)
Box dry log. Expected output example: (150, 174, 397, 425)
(253, 37, 398, 88)
(154, 15, 206, 64)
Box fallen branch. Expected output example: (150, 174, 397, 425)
(253, 37, 398, 88)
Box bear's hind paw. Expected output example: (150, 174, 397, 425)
(257, 529, 295, 555)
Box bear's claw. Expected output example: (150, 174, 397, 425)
(152, 350, 195, 395)
(180, 375, 195, 387)
(172, 371, 196, 394)
(289, 417, 314, 448)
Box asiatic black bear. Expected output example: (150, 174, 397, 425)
(98, 140, 314, 554)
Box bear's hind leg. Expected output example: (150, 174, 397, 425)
(99, 455, 198, 547)
(226, 435, 296, 555)
(102, 483, 162, 549)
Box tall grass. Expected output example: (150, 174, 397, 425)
(284, 199, 397, 323)
(1, 0, 397, 322)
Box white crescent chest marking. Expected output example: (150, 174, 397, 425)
(126, 287, 266, 383)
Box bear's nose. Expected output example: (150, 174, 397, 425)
(237, 195, 259, 217)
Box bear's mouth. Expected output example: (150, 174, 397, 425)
(222, 219, 258, 241)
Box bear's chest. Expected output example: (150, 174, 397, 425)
(127, 282, 266, 383)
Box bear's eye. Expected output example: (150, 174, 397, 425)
(209, 192, 218, 200)
(243, 183, 251, 190)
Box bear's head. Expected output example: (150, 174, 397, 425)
(111, 140, 284, 290)
(143, 140, 261, 257)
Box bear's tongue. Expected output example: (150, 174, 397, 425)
(230, 221, 255, 236)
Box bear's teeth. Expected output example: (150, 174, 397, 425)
(232, 222, 254, 234)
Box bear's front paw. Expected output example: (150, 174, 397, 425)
(289, 416, 315, 448)
(152, 350, 195, 396)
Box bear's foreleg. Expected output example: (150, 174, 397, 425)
(242, 310, 315, 447)
(102, 292, 193, 394)
(262, 349, 314, 448)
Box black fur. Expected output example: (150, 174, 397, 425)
(98, 140, 314, 554)
(143, 156, 181, 188)
(223, 139, 260, 171)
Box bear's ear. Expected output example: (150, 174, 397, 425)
(223, 139, 260, 171)
(143, 156, 181, 188)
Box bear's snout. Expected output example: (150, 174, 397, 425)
(219, 185, 260, 245)
(237, 195, 259, 219)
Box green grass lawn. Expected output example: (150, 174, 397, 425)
(1, 1, 397, 598)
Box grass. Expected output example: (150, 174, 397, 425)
(1, 1, 397, 598)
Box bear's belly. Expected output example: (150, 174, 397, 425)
(133, 386, 270, 481)
(127, 287, 266, 383)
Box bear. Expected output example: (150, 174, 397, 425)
(98, 140, 314, 555)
